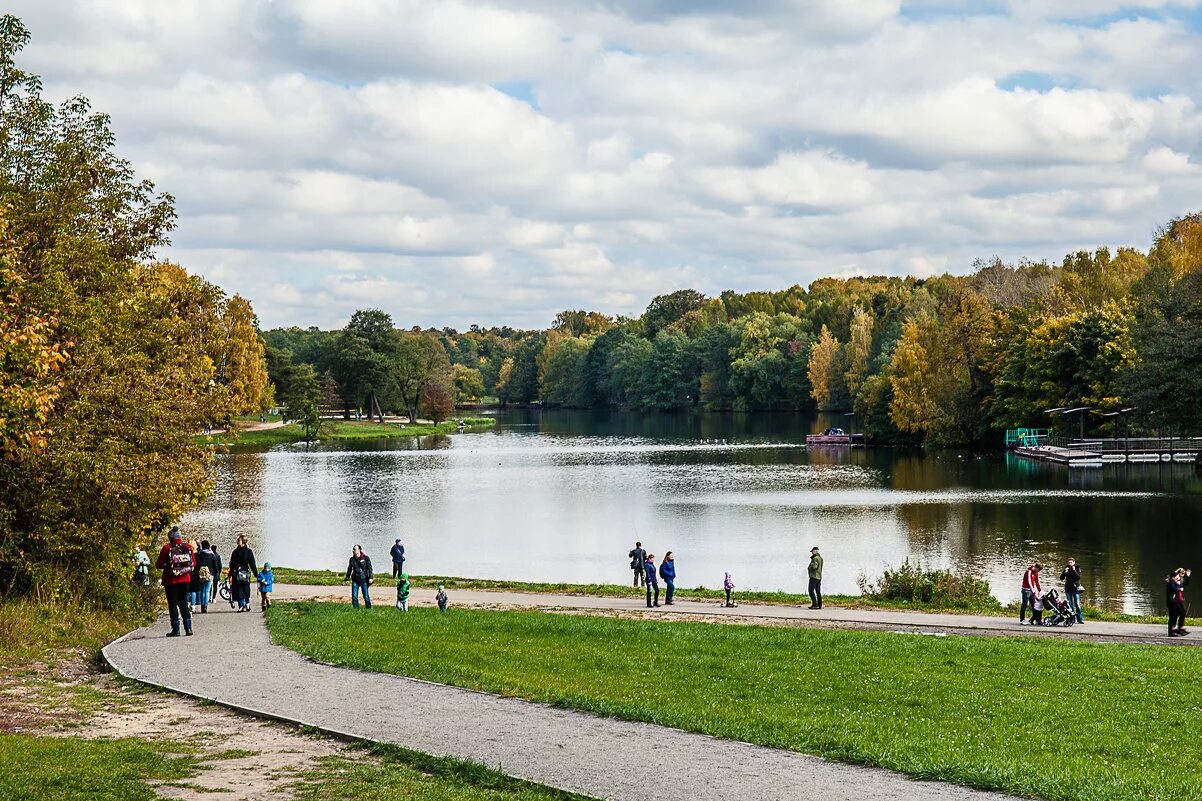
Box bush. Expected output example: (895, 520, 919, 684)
(857, 560, 998, 609)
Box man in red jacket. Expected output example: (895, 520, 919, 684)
(156, 526, 196, 637)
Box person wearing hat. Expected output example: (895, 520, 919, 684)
(807, 547, 823, 610)
(257, 562, 275, 611)
(390, 538, 406, 579)
(155, 526, 196, 637)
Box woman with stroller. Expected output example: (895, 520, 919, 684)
(1167, 568, 1191, 637)
(228, 535, 257, 613)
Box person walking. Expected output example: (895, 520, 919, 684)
(436, 583, 449, 612)
(155, 527, 195, 637)
(228, 535, 257, 613)
(193, 540, 218, 614)
(257, 562, 274, 611)
(807, 547, 824, 609)
(629, 541, 647, 587)
(643, 553, 660, 608)
(344, 544, 374, 609)
(186, 539, 202, 613)
(210, 545, 224, 604)
(1060, 558, 1084, 625)
(132, 546, 151, 586)
(1019, 563, 1043, 624)
(660, 551, 676, 605)
(1167, 567, 1191, 637)
(390, 538, 406, 579)
(723, 572, 736, 607)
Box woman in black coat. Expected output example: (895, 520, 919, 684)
(228, 535, 257, 613)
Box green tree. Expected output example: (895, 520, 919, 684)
(390, 331, 451, 422)
(844, 306, 873, 399)
(451, 363, 485, 404)
(642, 289, 706, 339)
(283, 362, 323, 442)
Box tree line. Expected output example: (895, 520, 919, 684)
(270, 219, 1202, 446)
(0, 16, 271, 601)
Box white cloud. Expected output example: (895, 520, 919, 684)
(8, 0, 1202, 328)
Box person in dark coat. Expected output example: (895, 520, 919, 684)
(643, 553, 660, 608)
(1167, 568, 1191, 637)
(228, 535, 257, 613)
(156, 527, 196, 636)
(344, 544, 374, 609)
(193, 540, 219, 613)
(629, 541, 647, 587)
(1060, 558, 1084, 624)
(209, 545, 224, 603)
(390, 539, 406, 579)
(659, 551, 677, 605)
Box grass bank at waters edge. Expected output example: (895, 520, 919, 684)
(199, 417, 496, 449)
(269, 566, 1164, 623)
(269, 603, 1202, 801)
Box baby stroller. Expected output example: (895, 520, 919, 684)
(217, 579, 235, 609)
(1041, 588, 1075, 627)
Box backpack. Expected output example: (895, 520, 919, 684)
(198, 565, 212, 582)
(168, 543, 193, 577)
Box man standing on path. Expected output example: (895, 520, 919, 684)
(390, 539, 406, 579)
(155, 527, 196, 637)
(643, 553, 660, 608)
(807, 547, 823, 609)
(1060, 558, 1083, 625)
(1020, 563, 1043, 625)
(629, 541, 647, 587)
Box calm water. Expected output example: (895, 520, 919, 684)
(184, 409, 1202, 613)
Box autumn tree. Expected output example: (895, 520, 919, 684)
(216, 294, 271, 417)
(419, 380, 454, 423)
(807, 325, 840, 410)
(843, 306, 873, 398)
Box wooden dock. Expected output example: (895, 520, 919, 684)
(1014, 437, 1202, 468)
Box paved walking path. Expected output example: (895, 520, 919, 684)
(104, 601, 1020, 801)
(272, 582, 1187, 645)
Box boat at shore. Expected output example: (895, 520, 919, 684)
(804, 428, 864, 446)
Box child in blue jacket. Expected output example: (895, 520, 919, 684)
(257, 563, 274, 611)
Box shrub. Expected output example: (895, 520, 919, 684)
(857, 560, 998, 609)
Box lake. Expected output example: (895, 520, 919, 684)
(183, 409, 1202, 613)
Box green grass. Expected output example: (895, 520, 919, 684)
(267, 566, 1162, 622)
(0, 735, 201, 801)
(198, 417, 496, 449)
(284, 743, 587, 801)
(268, 602, 1202, 801)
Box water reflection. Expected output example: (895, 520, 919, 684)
(182, 409, 1202, 614)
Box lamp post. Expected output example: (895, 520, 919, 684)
(1101, 406, 1136, 460)
(1059, 406, 1092, 446)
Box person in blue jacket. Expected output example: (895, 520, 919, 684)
(643, 553, 660, 608)
(390, 539, 406, 579)
(659, 551, 676, 605)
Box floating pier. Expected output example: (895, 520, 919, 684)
(1012, 437, 1202, 468)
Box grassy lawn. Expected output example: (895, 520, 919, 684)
(0, 735, 201, 801)
(268, 566, 1162, 623)
(269, 602, 1202, 801)
(199, 417, 496, 449)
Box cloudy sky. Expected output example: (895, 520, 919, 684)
(13, 1, 1202, 329)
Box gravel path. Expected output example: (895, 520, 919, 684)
(105, 602, 1022, 801)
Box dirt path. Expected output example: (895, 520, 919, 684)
(105, 601, 1019, 801)
(1, 662, 366, 801)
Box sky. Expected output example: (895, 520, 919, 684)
(12, 1, 1202, 330)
